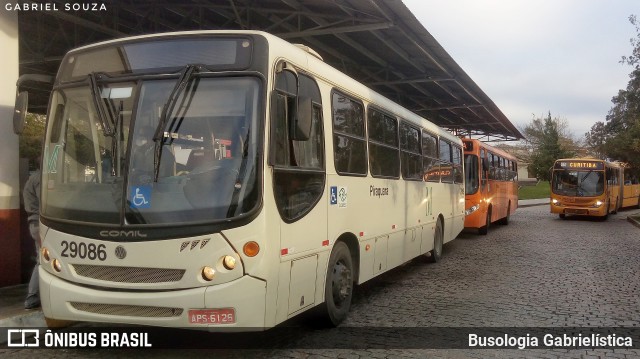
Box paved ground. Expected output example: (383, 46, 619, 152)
(2, 203, 640, 358)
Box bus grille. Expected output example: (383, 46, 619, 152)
(72, 264, 185, 283)
(70, 302, 183, 318)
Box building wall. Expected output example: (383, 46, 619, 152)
(0, 10, 22, 286)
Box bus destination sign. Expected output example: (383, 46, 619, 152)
(554, 161, 604, 170)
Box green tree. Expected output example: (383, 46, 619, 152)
(19, 112, 46, 170)
(586, 15, 640, 173)
(522, 112, 575, 181)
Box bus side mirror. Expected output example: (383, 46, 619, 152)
(291, 96, 312, 141)
(13, 91, 28, 135)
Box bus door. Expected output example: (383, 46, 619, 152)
(271, 69, 327, 316)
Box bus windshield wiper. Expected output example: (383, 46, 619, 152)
(576, 170, 594, 196)
(153, 64, 199, 182)
(88, 72, 114, 136)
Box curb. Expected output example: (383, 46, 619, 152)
(628, 215, 640, 229)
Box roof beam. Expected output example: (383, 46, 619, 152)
(277, 22, 394, 38)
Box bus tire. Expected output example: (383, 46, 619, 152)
(559, 213, 566, 219)
(429, 218, 444, 263)
(602, 200, 610, 221)
(478, 207, 491, 235)
(319, 241, 353, 327)
(637, 196, 640, 209)
(612, 198, 618, 214)
(499, 202, 511, 225)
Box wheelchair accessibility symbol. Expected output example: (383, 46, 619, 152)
(130, 186, 151, 209)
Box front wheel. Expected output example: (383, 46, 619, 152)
(478, 208, 491, 235)
(602, 200, 610, 221)
(319, 242, 353, 327)
(499, 203, 511, 225)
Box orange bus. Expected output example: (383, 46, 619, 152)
(550, 158, 631, 219)
(463, 139, 518, 235)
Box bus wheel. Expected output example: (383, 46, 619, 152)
(637, 196, 640, 209)
(612, 198, 618, 214)
(559, 213, 566, 219)
(499, 203, 511, 225)
(602, 200, 610, 221)
(478, 208, 491, 235)
(429, 218, 444, 263)
(320, 241, 353, 327)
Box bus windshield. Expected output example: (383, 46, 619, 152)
(552, 170, 604, 197)
(42, 76, 261, 227)
(464, 154, 479, 195)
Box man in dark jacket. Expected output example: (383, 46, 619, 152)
(23, 169, 41, 309)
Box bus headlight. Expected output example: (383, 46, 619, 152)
(592, 200, 603, 208)
(52, 259, 62, 272)
(41, 247, 50, 262)
(222, 255, 236, 270)
(552, 199, 560, 206)
(465, 204, 480, 216)
(201, 266, 216, 281)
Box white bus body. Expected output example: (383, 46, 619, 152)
(36, 30, 464, 330)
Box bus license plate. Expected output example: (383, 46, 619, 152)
(188, 308, 236, 324)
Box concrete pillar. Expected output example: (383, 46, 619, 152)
(0, 10, 21, 286)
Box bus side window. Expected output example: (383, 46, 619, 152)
(332, 91, 367, 176)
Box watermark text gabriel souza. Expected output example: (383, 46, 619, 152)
(469, 333, 633, 349)
(7, 329, 151, 348)
(5, 3, 107, 11)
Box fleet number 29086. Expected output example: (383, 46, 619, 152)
(61, 241, 107, 261)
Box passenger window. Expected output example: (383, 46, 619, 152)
(400, 122, 422, 180)
(423, 131, 439, 182)
(368, 108, 399, 178)
(332, 92, 367, 176)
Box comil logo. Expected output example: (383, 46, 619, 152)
(7, 329, 40, 347)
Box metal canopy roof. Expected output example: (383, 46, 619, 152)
(17, 0, 523, 141)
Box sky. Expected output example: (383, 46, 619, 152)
(403, 0, 638, 140)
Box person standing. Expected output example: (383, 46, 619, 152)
(23, 168, 41, 309)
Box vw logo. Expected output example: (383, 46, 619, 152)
(115, 246, 127, 259)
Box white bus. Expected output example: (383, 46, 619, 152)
(23, 30, 465, 330)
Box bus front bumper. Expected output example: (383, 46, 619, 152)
(550, 204, 606, 217)
(40, 267, 267, 330)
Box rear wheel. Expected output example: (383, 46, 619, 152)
(318, 241, 353, 327)
(429, 218, 444, 263)
(478, 207, 491, 235)
(499, 202, 511, 225)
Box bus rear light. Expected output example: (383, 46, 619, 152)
(52, 259, 62, 272)
(41, 247, 50, 262)
(202, 266, 216, 281)
(222, 256, 236, 270)
(243, 241, 260, 257)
